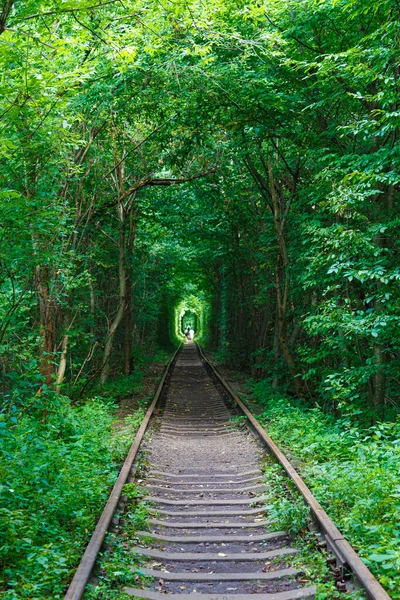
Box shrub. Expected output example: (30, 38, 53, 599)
(249, 382, 400, 598)
(0, 396, 145, 599)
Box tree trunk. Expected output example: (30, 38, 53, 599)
(89, 275, 96, 336)
(275, 255, 302, 396)
(372, 280, 386, 410)
(100, 151, 130, 384)
(123, 208, 137, 375)
(268, 160, 303, 397)
(100, 214, 126, 384)
(271, 307, 280, 389)
(0, 0, 15, 35)
(56, 333, 69, 393)
(124, 278, 133, 375)
(36, 265, 54, 388)
(373, 342, 386, 408)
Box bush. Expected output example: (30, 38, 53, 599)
(249, 381, 400, 598)
(0, 396, 145, 599)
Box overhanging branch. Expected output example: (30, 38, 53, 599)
(119, 168, 218, 202)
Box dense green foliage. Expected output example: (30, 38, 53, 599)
(1, 0, 399, 597)
(0, 374, 151, 598)
(0, 348, 169, 599)
(2, 0, 399, 416)
(249, 383, 400, 597)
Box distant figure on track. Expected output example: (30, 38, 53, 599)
(185, 326, 191, 341)
(188, 328, 195, 341)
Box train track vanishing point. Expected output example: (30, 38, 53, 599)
(64, 342, 391, 600)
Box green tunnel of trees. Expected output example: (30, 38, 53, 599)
(1, 1, 400, 597)
(1, 0, 399, 421)
(181, 311, 198, 334)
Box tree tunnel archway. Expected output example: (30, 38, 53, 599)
(181, 309, 198, 334)
(174, 294, 210, 343)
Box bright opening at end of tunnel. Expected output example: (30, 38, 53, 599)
(174, 295, 209, 344)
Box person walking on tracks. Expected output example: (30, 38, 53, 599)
(188, 327, 195, 341)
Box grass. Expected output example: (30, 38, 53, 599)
(0, 355, 167, 599)
(246, 380, 400, 599)
(83, 461, 155, 599)
(259, 457, 365, 599)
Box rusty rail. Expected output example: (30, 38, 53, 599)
(197, 345, 392, 600)
(64, 345, 181, 600)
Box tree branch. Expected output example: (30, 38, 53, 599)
(119, 168, 218, 202)
(264, 11, 321, 55)
(0, 0, 15, 34)
(20, 0, 120, 21)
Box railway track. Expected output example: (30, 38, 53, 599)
(65, 343, 391, 600)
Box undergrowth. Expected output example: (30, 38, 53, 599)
(84, 471, 154, 598)
(262, 459, 365, 599)
(249, 380, 400, 598)
(0, 358, 164, 599)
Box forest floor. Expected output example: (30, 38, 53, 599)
(0, 350, 169, 600)
(113, 362, 166, 422)
(206, 355, 400, 599)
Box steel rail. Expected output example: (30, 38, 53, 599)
(64, 345, 181, 600)
(197, 345, 392, 600)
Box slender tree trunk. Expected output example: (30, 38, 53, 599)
(289, 322, 302, 347)
(268, 160, 302, 396)
(0, 0, 15, 35)
(55, 302, 74, 393)
(258, 305, 271, 350)
(56, 333, 69, 393)
(101, 214, 126, 384)
(88, 274, 96, 336)
(373, 342, 386, 408)
(123, 208, 137, 375)
(275, 254, 302, 396)
(100, 150, 130, 384)
(124, 277, 133, 375)
(36, 265, 54, 388)
(272, 308, 280, 389)
(372, 279, 386, 410)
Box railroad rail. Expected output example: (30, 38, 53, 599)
(64, 343, 391, 600)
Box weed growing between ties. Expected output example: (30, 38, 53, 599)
(84, 464, 155, 599)
(260, 457, 364, 599)
(0, 355, 164, 600)
(250, 382, 400, 599)
(290, 536, 365, 600)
